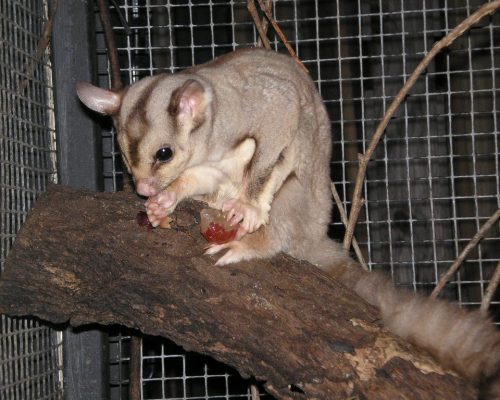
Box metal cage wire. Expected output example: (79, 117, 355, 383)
(0, 0, 62, 399)
(0, 1, 497, 399)
(94, 0, 500, 399)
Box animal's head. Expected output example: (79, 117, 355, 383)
(77, 76, 213, 197)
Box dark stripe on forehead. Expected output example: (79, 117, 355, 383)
(127, 136, 141, 168)
(124, 75, 167, 166)
(125, 75, 166, 133)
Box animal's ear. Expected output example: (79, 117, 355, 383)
(167, 79, 210, 123)
(76, 82, 122, 115)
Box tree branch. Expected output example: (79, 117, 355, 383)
(481, 261, 500, 316)
(331, 183, 368, 270)
(0, 185, 477, 400)
(96, 0, 123, 91)
(247, 0, 271, 49)
(431, 209, 500, 299)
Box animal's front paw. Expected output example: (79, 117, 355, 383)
(204, 240, 249, 266)
(146, 190, 177, 227)
(221, 199, 268, 234)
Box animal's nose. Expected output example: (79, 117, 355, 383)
(135, 179, 158, 197)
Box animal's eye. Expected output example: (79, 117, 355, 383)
(155, 147, 173, 163)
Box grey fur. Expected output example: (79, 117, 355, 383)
(77, 48, 500, 395)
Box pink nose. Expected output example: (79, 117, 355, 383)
(135, 179, 158, 197)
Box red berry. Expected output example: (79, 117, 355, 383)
(203, 222, 237, 244)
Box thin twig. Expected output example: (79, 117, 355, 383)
(97, 0, 135, 192)
(431, 209, 500, 299)
(257, 0, 272, 48)
(97, 0, 123, 91)
(1, 0, 58, 121)
(480, 261, 500, 316)
(342, 0, 500, 251)
(247, 0, 271, 49)
(129, 335, 142, 400)
(330, 183, 368, 270)
(109, 0, 132, 35)
(18, 0, 59, 94)
(255, 0, 307, 72)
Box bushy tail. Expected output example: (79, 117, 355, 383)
(310, 239, 500, 397)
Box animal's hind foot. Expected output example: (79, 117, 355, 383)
(204, 240, 258, 266)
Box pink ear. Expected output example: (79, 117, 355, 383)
(167, 79, 208, 120)
(76, 82, 122, 115)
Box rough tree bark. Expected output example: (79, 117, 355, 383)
(0, 185, 476, 399)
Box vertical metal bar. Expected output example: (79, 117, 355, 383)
(378, 1, 396, 279)
(356, 0, 372, 271)
(181, 350, 187, 399)
(124, 0, 134, 84)
(204, 363, 209, 397)
(422, 2, 439, 290)
(161, 342, 166, 399)
(444, 0, 460, 297)
(209, 1, 216, 60)
(129, 336, 142, 400)
(188, 1, 195, 65)
(488, 1, 500, 309)
(465, 0, 483, 299)
(230, 0, 237, 51)
(293, 0, 299, 56)
(401, 0, 417, 290)
(146, 1, 153, 77)
(167, 0, 175, 74)
(335, 0, 347, 225)
(314, 0, 321, 96)
(50, 0, 108, 398)
(490, 1, 500, 212)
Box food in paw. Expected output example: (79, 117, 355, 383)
(136, 211, 172, 229)
(136, 211, 153, 229)
(158, 216, 173, 229)
(200, 208, 239, 244)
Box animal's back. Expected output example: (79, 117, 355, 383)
(193, 48, 336, 242)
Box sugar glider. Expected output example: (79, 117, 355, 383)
(77, 48, 500, 396)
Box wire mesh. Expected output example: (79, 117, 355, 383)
(140, 336, 268, 400)
(107, 328, 269, 400)
(0, 0, 62, 399)
(325, 0, 500, 309)
(95, 1, 500, 399)
(108, 327, 132, 399)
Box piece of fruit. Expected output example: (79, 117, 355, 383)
(158, 216, 173, 229)
(136, 211, 153, 229)
(200, 208, 238, 244)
